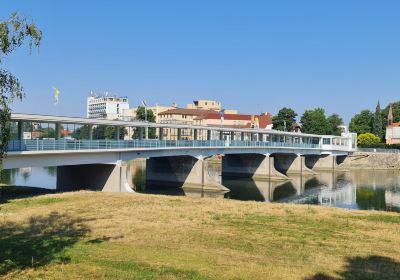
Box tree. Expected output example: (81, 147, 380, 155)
(349, 110, 373, 135)
(300, 108, 330, 135)
(373, 101, 383, 140)
(272, 107, 297, 131)
(72, 125, 91, 140)
(135, 106, 156, 122)
(73, 125, 127, 140)
(357, 132, 381, 147)
(0, 13, 42, 158)
(327, 114, 344, 136)
(133, 106, 156, 139)
(104, 126, 127, 140)
(382, 101, 400, 124)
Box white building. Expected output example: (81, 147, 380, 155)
(87, 94, 129, 120)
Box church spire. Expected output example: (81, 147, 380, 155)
(388, 104, 394, 126)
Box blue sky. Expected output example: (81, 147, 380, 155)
(2, 0, 400, 123)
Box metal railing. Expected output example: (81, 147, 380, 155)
(7, 139, 321, 152)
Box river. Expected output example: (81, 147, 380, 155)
(1, 163, 400, 212)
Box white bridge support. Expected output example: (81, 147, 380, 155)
(146, 155, 227, 190)
(56, 161, 134, 192)
(304, 155, 347, 171)
(273, 154, 317, 175)
(222, 154, 288, 180)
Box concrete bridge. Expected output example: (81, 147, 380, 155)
(3, 113, 357, 192)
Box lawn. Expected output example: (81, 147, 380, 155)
(0, 191, 399, 279)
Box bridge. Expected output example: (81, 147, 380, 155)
(3, 113, 357, 192)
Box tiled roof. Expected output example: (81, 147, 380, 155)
(159, 108, 273, 129)
(158, 108, 217, 116)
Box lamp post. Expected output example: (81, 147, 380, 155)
(142, 100, 149, 140)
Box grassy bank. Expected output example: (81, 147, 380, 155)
(1, 192, 400, 279)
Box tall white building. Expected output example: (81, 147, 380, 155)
(87, 93, 129, 120)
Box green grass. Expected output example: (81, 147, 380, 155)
(1, 192, 400, 279)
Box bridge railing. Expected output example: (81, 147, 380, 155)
(7, 139, 321, 152)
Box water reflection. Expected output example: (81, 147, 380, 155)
(224, 170, 400, 212)
(2, 162, 400, 212)
(0, 167, 56, 189)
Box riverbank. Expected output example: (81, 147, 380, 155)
(337, 152, 400, 170)
(1, 192, 400, 279)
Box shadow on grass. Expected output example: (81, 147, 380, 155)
(0, 185, 56, 204)
(306, 255, 400, 280)
(0, 211, 90, 276)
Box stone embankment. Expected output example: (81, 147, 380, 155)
(338, 152, 400, 170)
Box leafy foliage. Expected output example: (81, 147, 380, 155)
(133, 106, 156, 139)
(0, 13, 42, 158)
(327, 113, 343, 136)
(272, 107, 297, 131)
(300, 108, 331, 135)
(349, 110, 373, 135)
(73, 125, 127, 140)
(373, 101, 384, 139)
(358, 133, 381, 146)
(381, 101, 400, 124)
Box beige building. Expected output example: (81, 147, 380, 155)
(158, 108, 273, 140)
(186, 100, 238, 114)
(122, 105, 175, 123)
(386, 104, 400, 144)
(186, 100, 221, 111)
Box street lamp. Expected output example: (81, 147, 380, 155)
(142, 100, 149, 140)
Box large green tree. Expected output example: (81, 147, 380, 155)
(300, 108, 331, 135)
(133, 106, 156, 139)
(372, 101, 384, 140)
(0, 13, 42, 157)
(272, 107, 297, 131)
(349, 110, 373, 135)
(327, 113, 344, 136)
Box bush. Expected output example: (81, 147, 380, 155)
(358, 143, 400, 149)
(358, 133, 381, 147)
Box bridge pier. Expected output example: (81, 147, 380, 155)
(56, 161, 134, 192)
(222, 154, 288, 180)
(304, 155, 347, 171)
(146, 156, 226, 190)
(273, 154, 316, 175)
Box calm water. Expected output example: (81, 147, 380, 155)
(2, 163, 400, 212)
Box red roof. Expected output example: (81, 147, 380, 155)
(159, 108, 217, 116)
(159, 108, 273, 129)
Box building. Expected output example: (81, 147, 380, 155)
(87, 93, 129, 120)
(386, 104, 400, 144)
(122, 104, 175, 123)
(186, 100, 222, 111)
(158, 108, 273, 140)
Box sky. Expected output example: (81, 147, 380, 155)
(2, 0, 400, 123)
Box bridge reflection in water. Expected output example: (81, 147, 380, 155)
(131, 160, 400, 212)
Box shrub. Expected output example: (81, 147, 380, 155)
(358, 133, 381, 147)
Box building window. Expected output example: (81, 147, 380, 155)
(323, 138, 331, 145)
